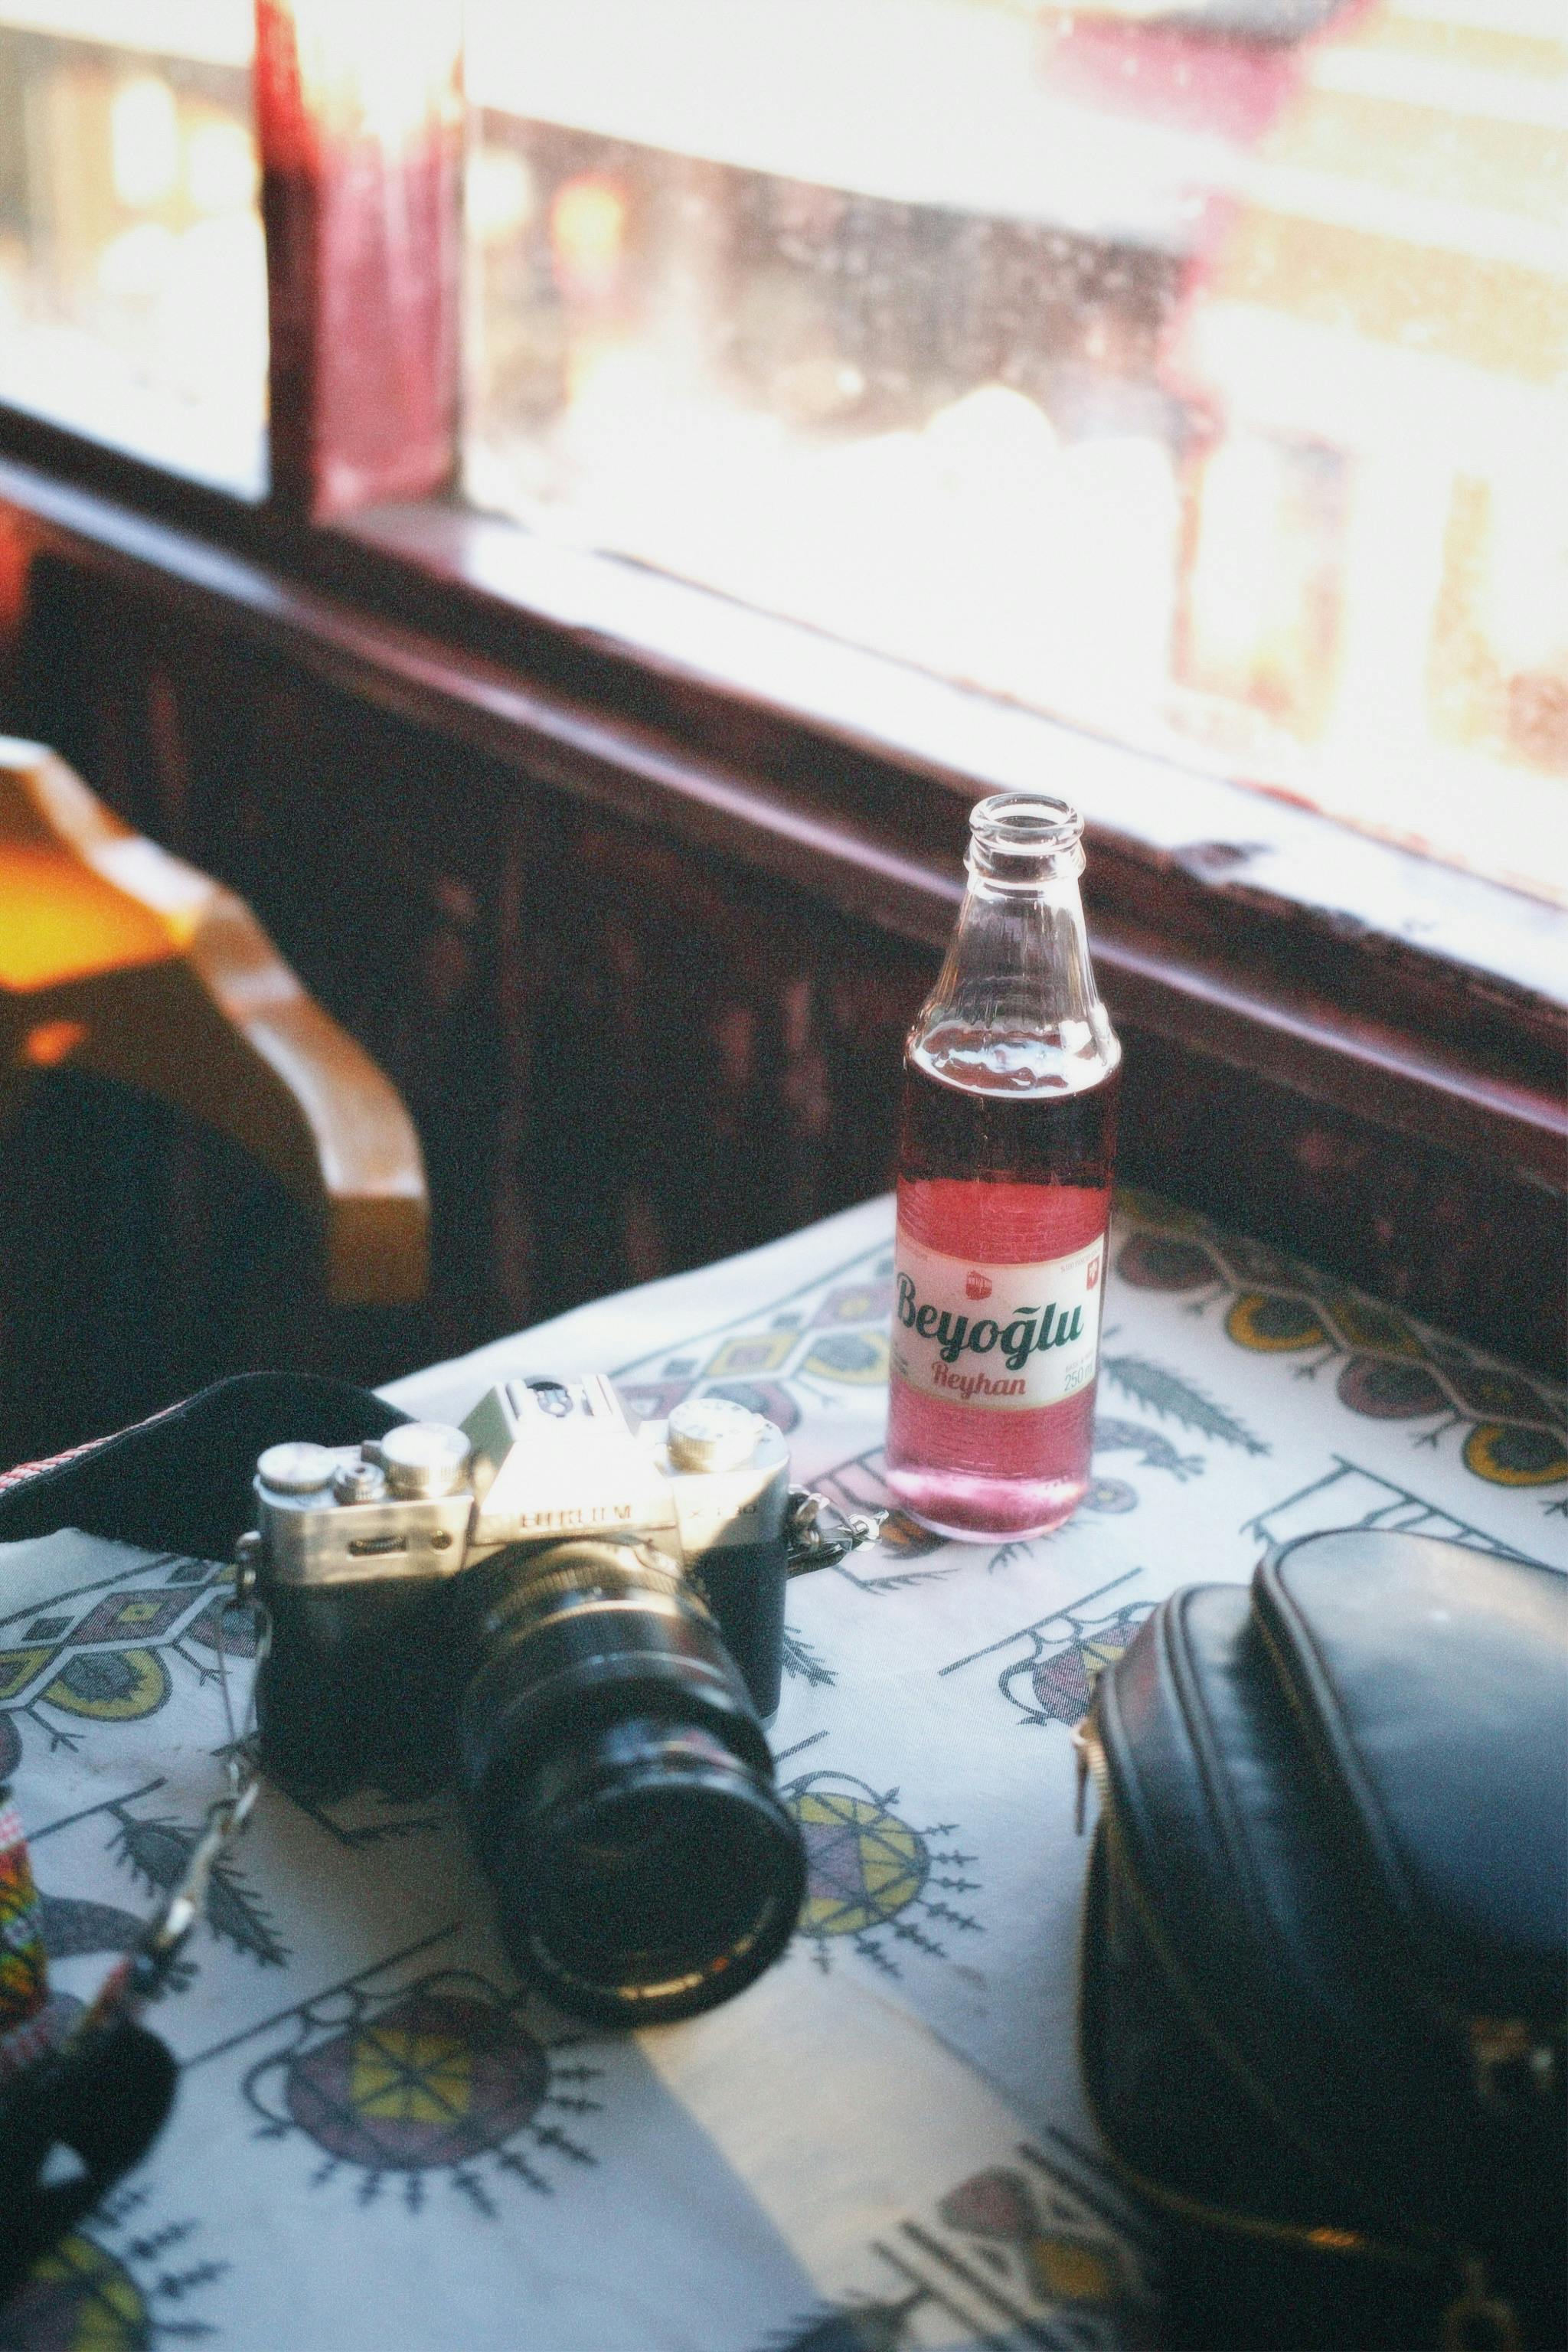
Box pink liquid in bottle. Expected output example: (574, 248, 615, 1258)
(886, 1054, 1119, 1539)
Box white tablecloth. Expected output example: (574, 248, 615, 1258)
(2, 1191, 1563, 2350)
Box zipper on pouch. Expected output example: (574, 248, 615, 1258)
(1070, 1713, 1109, 1837)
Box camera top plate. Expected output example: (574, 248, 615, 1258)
(465, 1377, 789, 1563)
(254, 1377, 794, 1593)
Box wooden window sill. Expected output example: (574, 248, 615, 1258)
(1, 415, 1563, 1374)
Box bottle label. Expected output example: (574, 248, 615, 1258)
(890, 1230, 1106, 1412)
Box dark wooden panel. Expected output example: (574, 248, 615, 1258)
(1, 528, 1562, 1462)
(1, 554, 928, 1452)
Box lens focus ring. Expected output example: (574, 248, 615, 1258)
(456, 1535, 798, 2023)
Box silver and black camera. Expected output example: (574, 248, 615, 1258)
(250, 1377, 806, 2023)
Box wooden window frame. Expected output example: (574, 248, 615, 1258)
(0, 1, 1562, 1367)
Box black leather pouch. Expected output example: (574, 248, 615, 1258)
(1076, 1530, 1567, 2352)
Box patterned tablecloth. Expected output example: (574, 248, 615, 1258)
(1, 1191, 1563, 2351)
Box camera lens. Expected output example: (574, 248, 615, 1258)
(456, 1542, 805, 2024)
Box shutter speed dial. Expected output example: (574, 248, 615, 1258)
(666, 1398, 764, 1474)
(375, 1423, 473, 1500)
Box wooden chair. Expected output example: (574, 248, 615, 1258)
(0, 737, 428, 1313)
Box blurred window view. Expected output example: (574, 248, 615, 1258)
(0, 0, 266, 492)
(464, 0, 1568, 902)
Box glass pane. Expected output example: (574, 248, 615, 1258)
(0, 1, 266, 494)
(464, 0, 1568, 903)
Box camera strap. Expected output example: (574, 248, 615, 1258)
(0, 1372, 410, 1559)
(0, 1374, 410, 2298)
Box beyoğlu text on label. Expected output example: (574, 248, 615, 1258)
(890, 1233, 1106, 1412)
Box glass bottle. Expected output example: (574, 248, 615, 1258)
(884, 792, 1121, 1540)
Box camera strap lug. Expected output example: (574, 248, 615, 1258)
(785, 1487, 886, 1574)
(150, 1564, 272, 1980)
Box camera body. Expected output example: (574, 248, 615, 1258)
(253, 1375, 791, 1802)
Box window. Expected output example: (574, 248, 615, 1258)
(0, 1, 1562, 906)
(463, 0, 1568, 903)
(0, 0, 266, 492)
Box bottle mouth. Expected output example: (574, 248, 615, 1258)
(968, 792, 1084, 883)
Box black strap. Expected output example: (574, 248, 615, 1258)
(0, 1372, 410, 1560)
(0, 1372, 410, 2295)
(0, 2021, 178, 2301)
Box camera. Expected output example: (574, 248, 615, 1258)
(250, 1376, 806, 2024)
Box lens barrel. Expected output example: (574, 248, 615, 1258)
(456, 1541, 804, 2024)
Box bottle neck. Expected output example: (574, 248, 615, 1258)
(911, 832, 1119, 1097)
